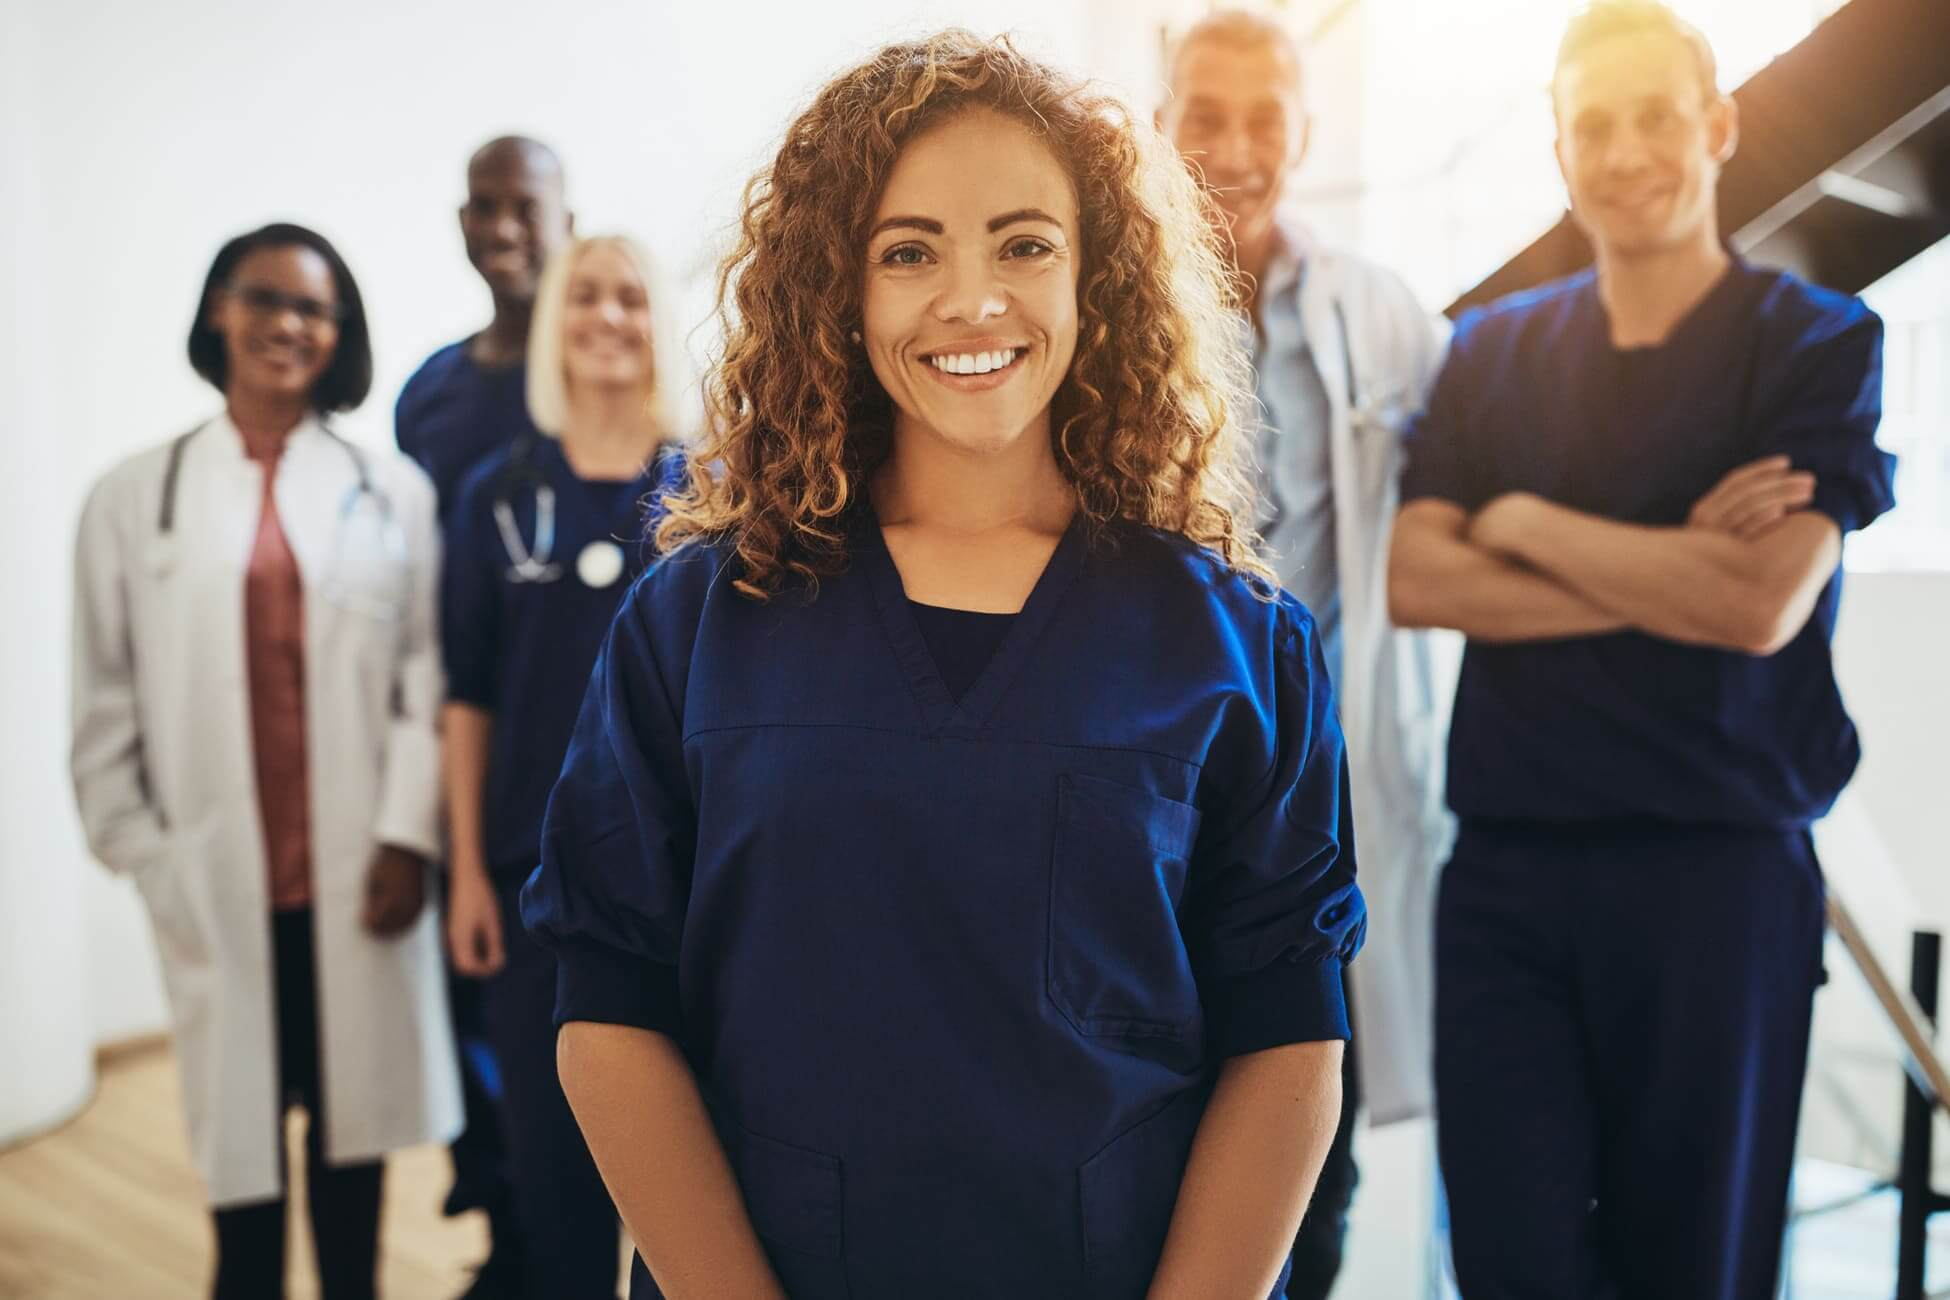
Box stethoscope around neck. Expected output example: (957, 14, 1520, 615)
(154, 418, 408, 619)
(490, 434, 637, 589)
(1328, 297, 1416, 438)
(492, 443, 563, 583)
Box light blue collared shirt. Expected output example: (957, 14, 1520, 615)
(1249, 231, 1341, 687)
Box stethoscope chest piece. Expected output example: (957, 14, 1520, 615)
(576, 539, 626, 589)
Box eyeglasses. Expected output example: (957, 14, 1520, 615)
(227, 283, 347, 326)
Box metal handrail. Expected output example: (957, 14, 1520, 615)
(1827, 890, 1950, 1112)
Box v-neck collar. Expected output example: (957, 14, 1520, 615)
(539, 437, 663, 542)
(1585, 254, 1751, 359)
(857, 504, 1086, 736)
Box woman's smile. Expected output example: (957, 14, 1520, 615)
(918, 340, 1031, 392)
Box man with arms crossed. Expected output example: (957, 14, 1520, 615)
(1160, 13, 1455, 1295)
(1390, 5, 1894, 1296)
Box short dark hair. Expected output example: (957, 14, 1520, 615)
(468, 134, 566, 185)
(1554, 1, 1718, 106)
(186, 222, 373, 413)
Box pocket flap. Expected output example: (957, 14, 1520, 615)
(1079, 1086, 1207, 1261)
(724, 1123, 845, 1261)
(1059, 773, 1201, 859)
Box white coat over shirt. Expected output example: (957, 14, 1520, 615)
(70, 413, 461, 1208)
(1273, 222, 1460, 1125)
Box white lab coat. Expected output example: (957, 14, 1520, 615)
(70, 413, 461, 1208)
(1281, 223, 1461, 1125)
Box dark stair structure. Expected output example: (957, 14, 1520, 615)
(1448, 0, 1950, 314)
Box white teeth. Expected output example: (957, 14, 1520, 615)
(930, 349, 1017, 375)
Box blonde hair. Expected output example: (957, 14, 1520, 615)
(526, 234, 689, 439)
(656, 30, 1270, 601)
(1554, 1, 1719, 106)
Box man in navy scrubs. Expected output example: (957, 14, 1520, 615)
(1389, 4, 1894, 1297)
(397, 135, 575, 510)
(395, 134, 573, 1299)
(1158, 13, 1452, 1296)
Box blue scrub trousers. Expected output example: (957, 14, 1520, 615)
(1434, 822, 1825, 1300)
(486, 873, 621, 1299)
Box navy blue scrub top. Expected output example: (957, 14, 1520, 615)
(1402, 260, 1895, 828)
(522, 512, 1362, 1299)
(396, 340, 543, 514)
(443, 437, 683, 881)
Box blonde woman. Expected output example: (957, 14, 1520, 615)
(523, 33, 1361, 1300)
(441, 234, 685, 1298)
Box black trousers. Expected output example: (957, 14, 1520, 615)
(211, 908, 384, 1300)
(1287, 990, 1361, 1300)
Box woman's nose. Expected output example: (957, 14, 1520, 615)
(934, 257, 1007, 324)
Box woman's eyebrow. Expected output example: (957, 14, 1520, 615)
(987, 208, 1063, 232)
(868, 215, 943, 239)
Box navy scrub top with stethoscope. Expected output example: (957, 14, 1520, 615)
(442, 435, 684, 881)
(520, 510, 1365, 1300)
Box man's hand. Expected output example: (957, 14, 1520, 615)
(1688, 455, 1815, 539)
(363, 844, 429, 936)
(447, 864, 506, 976)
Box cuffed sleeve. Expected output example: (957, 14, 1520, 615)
(1184, 605, 1366, 1055)
(521, 577, 696, 1036)
(549, 934, 685, 1037)
(69, 471, 168, 877)
(1759, 306, 1894, 535)
(373, 468, 445, 858)
(1206, 950, 1349, 1058)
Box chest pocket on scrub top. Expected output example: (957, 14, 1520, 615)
(1048, 773, 1204, 1072)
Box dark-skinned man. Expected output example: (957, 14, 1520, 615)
(398, 135, 575, 510)
(394, 134, 573, 1300)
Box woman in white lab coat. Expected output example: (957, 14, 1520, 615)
(70, 223, 461, 1300)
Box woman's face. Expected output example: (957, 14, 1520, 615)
(562, 243, 656, 394)
(861, 108, 1080, 457)
(209, 245, 341, 403)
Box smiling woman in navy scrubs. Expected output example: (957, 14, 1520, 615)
(440, 234, 685, 1299)
(521, 33, 1363, 1300)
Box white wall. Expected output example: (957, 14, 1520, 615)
(1803, 572, 1950, 1180)
(0, 0, 99, 1149)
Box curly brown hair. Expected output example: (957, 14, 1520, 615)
(656, 29, 1271, 599)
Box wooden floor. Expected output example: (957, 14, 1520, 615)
(0, 1041, 491, 1299)
(9, 1043, 1921, 1298)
